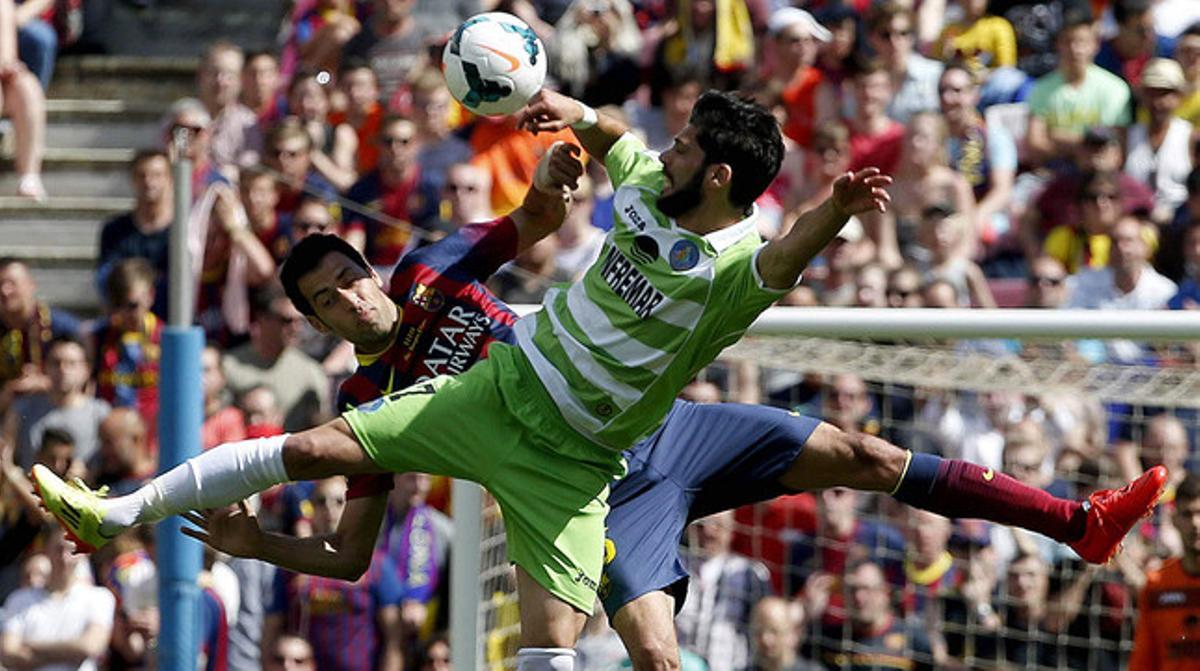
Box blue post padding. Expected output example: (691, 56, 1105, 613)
(157, 326, 204, 671)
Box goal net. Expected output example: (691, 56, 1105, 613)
(458, 307, 1200, 671)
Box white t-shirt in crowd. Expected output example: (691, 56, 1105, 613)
(1, 583, 116, 671)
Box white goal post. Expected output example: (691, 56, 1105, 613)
(449, 307, 1200, 671)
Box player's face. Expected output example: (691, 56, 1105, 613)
(299, 252, 396, 347)
(657, 126, 710, 218)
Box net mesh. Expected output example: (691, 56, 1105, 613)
(474, 332, 1192, 671)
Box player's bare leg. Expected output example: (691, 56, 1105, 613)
(515, 567, 588, 670)
(778, 420, 1166, 564)
(610, 591, 681, 671)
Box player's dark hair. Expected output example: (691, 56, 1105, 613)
(688, 91, 783, 212)
(280, 234, 372, 316)
(1178, 472, 1200, 507)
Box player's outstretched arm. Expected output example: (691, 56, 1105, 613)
(182, 494, 389, 581)
(756, 168, 893, 290)
(510, 140, 584, 252)
(515, 88, 627, 163)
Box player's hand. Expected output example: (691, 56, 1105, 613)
(181, 501, 263, 558)
(515, 89, 583, 134)
(831, 168, 893, 217)
(533, 141, 583, 193)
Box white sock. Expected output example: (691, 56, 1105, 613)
(101, 434, 290, 535)
(516, 648, 575, 671)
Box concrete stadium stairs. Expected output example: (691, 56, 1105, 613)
(0, 0, 286, 314)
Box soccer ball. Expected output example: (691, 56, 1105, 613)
(442, 12, 547, 117)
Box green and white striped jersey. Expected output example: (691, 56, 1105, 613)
(513, 133, 789, 449)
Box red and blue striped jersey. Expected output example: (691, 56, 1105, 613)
(337, 216, 521, 413)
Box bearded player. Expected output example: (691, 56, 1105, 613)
(34, 91, 1163, 671)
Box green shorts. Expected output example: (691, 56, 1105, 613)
(342, 348, 625, 613)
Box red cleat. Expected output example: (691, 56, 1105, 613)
(1069, 465, 1168, 564)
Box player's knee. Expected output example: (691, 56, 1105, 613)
(626, 638, 682, 671)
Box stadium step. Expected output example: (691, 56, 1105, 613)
(44, 99, 166, 149)
(82, 0, 287, 58)
(0, 147, 135, 198)
(48, 55, 199, 104)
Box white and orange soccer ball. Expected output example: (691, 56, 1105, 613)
(441, 12, 547, 117)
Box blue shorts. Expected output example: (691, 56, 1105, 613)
(598, 401, 821, 617)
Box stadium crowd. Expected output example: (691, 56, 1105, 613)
(2, 0, 1200, 667)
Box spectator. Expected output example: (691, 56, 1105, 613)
(201, 344, 247, 449)
(864, 2, 943, 124)
(91, 408, 154, 496)
(821, 374, 880, 436)
(198, 41, 263, 176)
(922, 388, 1025, 471)
(812, 4, 859, 98)
(844, 57, 905, 177)
(993, 551, 1058, 667)
(1026, 7, 1132, 166)
(264, 634, 316, 671)
(652, 0, 755, 93)
(1064, 214, 1176, 310)
(265, 477, 404, 671)
(1021, 126, 1155, 259)
(1095, 0, 1173, 87)
(0, 429, 68, 599)
(548, 0, 642, 107)
(815, 559, 934, 670)
(221, 285, 330, 432)
(786, 122, 855, 225)
(853, 263, 888, 308)
(0, 258, 78, 412)
(0, 527, 116, 671)
(437, 162, 493, 233)
(410, 67, 473, 193)
(679, 379, 722, 404)
(811, 219, 869, 306)
(1116, 413, 1190, 505)
(263, 119, 338, 235)
(900, 509, 959, 621)
(1130, 471, 1200, 670)
(1025, 255, 1070, 308)
(995, 419, 1074, 563)
(676, 511, 772, 671)
(554, 175, 602, 279)
(329, 58, 382, 174)
(1176, 22, 1200, 125)
(239, 385, 285, 439)
(932, 0, 1018, 75)
(922, 277, 961, 307)
(416, 634, 450, 671)
(886, 265, 924, 308)
(381, 472, 451, 643)
(11, 0, 54, 90)
(97, 150, 174, 310)
(1, 0, 46, 201)
(987, 0, 1073, 79)
(3, 335, 108, 470)
(1169, 220, 1200, 307)
(766, 7, 835, 149)
(1125, 58, 1194, 223)
(284, 0, 361, 76)
(344, 115, 440, 268)
(938, 63, 1018, 247)
(242, 165, 288, 261)
(489, 236, 570, 304)
(915, 205, 997, 307)
(342, 0, 429, 103)
(242, 50, 282, 124)
(882, 113, 977, 265)
(626, 63, 705, 153)
(746, 596, 820, 671)
(1042, 171, 1130, 274)
(93, 258, 162, 438)
(291, 194, 339, 242)
(286, 70, 358, 191)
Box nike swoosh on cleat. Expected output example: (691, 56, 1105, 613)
(481, 45, 521, 72)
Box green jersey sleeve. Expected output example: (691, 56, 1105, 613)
(604, 133, 666, 191)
